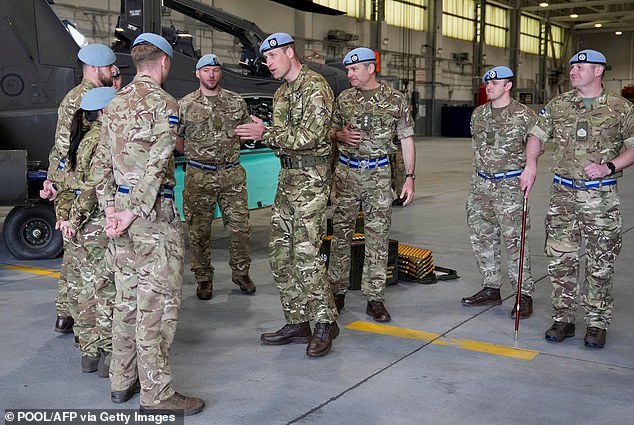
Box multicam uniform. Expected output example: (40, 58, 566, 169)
(48, 79, 96, 319)
(66, 121, 116, 360)
(467, 99, 536, 295)
(97, 75, 183, 405)
(178, 88, 251, 283)
(264, 64, 338, 324)
(530, 88, 634, 329)
(328, 82, 414, 301)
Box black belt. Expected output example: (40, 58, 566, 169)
(117, 184, 174, 199)
(187, 159, 240, 171)
(279, 155, 328, 169)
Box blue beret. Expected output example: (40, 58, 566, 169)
(569, 49, 606, 65)
(132, 33, 173, 58)
(259, 32, 295, 54)
(80, 87, 117, 111)
(343, 47, 376, 66)
(77, 43, 116, 67)
(483, 66, 514, 83)
(196, 54, 221, 69)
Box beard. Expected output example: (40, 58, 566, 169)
(97, 69, 113, 87)
(201, 79, 219, 91)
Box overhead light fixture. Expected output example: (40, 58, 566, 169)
(569, 14, 579, 19)
(594, 23, 603, 28)
(539, 2, 549, 7)
(615, 31, 623, 35)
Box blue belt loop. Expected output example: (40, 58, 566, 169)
(553, 174, 617, 189)
(339, 153, 389, 169)
(187, 159, 240, 171)
(477, 169, 523, 180)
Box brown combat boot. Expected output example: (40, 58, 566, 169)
(366, 300, 391, 322)
(461, 287, 502, 306)
(232, 273, 256, 294)
(196, 281, 213, 300)
(511, 294, 533, 319)
(140, 392, 205, 416)
(306, 322, 340, 357)
(260, 322, 312, 345)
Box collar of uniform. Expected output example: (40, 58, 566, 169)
(353, 81, 388, 101)
(133, 74, 162, 88)
(196, 87, 225, 105)
(284, 64, 310, 91)
(80, 78, 98, 90)
(572, 87, 609, 107)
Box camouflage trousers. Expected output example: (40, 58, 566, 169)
(183, 165, 251, 283)
(466, 174, 535, 295)
(109, 198, 184, 405)
(269, 164, 338, 324)
(389, 143, 406, 196)
(54, 190, 75, 317)
(545, 184, 622, 329)
(328, 163, 393, 301)
(66, 215, 116, 357)
(56, 243, 71, 318)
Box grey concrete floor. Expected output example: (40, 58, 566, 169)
(1, 137, 633, 425)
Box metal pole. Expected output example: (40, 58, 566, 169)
(514, 194, 528, 340)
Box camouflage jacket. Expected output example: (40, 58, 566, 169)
(262, 64, 333, 157)
(68, 121, 102, 229)
(47, 79, 97, 182)
(333, 82, 414, 157)
(178, 88, 250, 163)
(96, 75, 178, 219)
(531, 88, 634, 179)
(471, 99, 536, 172)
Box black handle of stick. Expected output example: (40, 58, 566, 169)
(514, 194, 528, 339)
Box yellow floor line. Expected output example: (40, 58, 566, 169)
(1, 265, 60, 278)
(346, 321, 539, 360)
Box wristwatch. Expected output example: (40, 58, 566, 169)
(606, 161, 616, 176)
(405, 173, 416, 180)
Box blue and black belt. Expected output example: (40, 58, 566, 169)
(477, 169, 522, 180)
(553, 174, 617, 189)
(57, 159, 66, 171)
(187, 159, 240, 171)
(339, 153, 389, 169)
(117, 183, 175, 199)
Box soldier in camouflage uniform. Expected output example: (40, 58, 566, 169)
(461, 66, 536, 319)
(58, 87, 117, 376)
(40, 43, 116, 335)
(327, 47, 416, 323)
(235, 32, 339, 357)
(96, 33, 204, 414)
(177, 54, 255, 300)
(522, 49, 634, 349)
